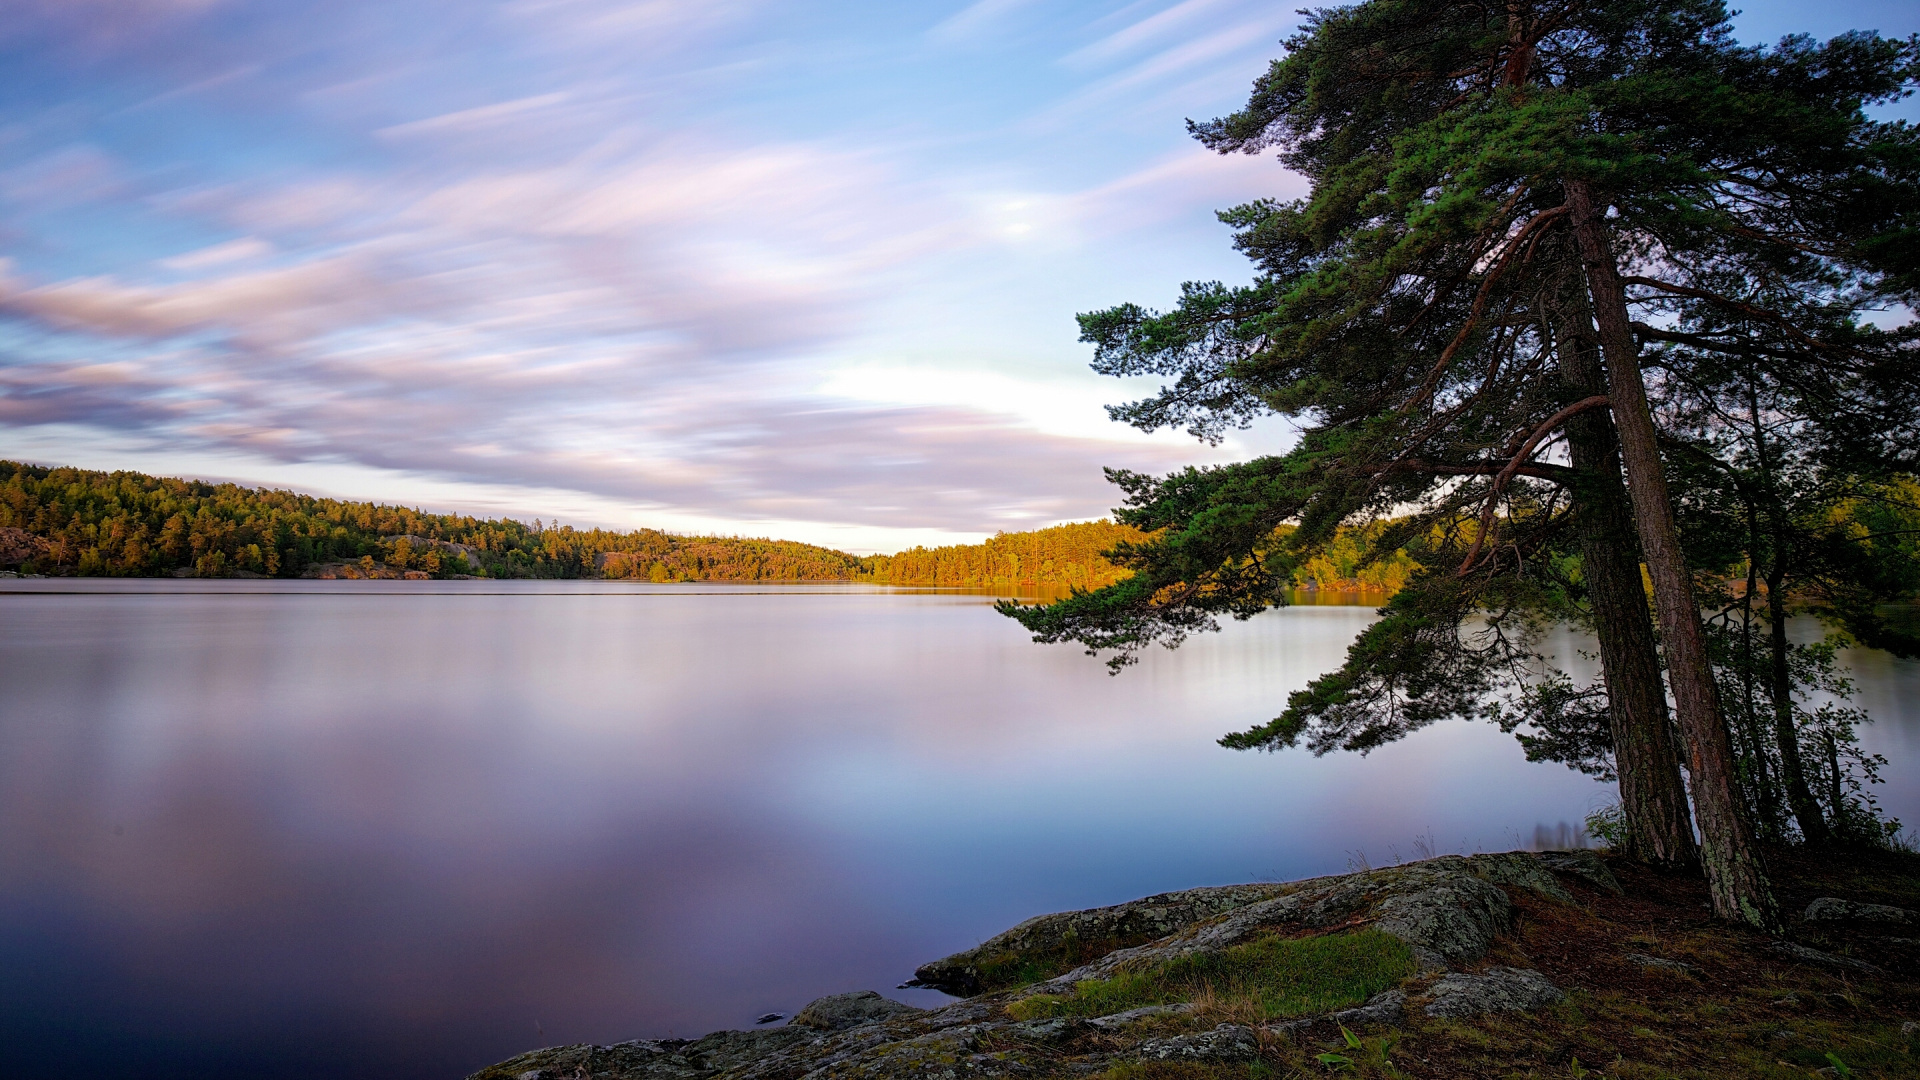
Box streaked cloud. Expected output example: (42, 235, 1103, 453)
(0, 1, 1309, 547)
(0, 1, 1895, 547)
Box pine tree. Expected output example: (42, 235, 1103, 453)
(1005, 0, 1918, 929)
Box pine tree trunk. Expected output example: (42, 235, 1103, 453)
(1551, 295, 1700, 869)
(1768, 567, 1828, 843)
(1563, 177, 1780, 930)
(1746, 392, 1829, 846)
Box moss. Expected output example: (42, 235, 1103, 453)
(1006, 930, 1416, 1022)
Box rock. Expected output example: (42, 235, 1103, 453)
(467, 1028, 816, 1080)
(0, 527, 49, 566)
(1262, 1018, 1316, 1036)
(1770, 941, 1884, 975)
(1369, 863, 1517, 969)
(790, 1025, 1028, 1080)
(791, 991, 925, 1032)
(473, 851, 1616, 1080)
(1017, 855, 1539, 995)
(1421, 967, 1565, 1018)
(1534, 849, 1625, 896)
(1134, 1024, 1259, 1062)
(1626, 953, 1699, 976)
(1007, 1017, 1086, 1043)
(1330, 989, 1407, 1026)
(1459, 851, 1579, 906)
(1084, 1003, 1194, 1030)
(907, 882, 1291, 995)
(1804, 897, 1920, 929)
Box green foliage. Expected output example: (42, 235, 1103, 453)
(1315, 1025, 1404, 1075)
(1004, 931, 1414, 1022)
(0, 460, 865, 581)
(1004, 0, 1920, 783)
(857, 521, 1146, 591)
(1707, 629, 1903, 847)
(1584, 803, 1629, 850)
(0, 460, 1421, 592)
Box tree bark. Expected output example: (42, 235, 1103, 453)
(1563, 177, 1780, 930)
(1747, 391, 1829, 845)
(1551, 292, 1700, 869)
(1767, 565, 1827, 843)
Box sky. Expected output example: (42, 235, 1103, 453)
(1, 1, 1914, 553)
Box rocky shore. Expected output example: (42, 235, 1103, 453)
(467, 848, 1920, 1079)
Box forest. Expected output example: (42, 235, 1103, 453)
(0, 460, 1420, 591)
(0, 461, 862, 582)
(862, 519, 1417, 593)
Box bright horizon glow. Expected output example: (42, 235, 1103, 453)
(2, 0, 1912, 553)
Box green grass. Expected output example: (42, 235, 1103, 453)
(1006, 930, 1416, 1022)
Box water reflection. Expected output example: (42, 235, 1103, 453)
(0, 580, 1912, 1079)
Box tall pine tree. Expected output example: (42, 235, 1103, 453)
(1006, 0, 1918, 930)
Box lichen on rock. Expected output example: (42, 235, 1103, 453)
(1419, 967, 1565, 1018)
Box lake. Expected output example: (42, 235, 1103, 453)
(3, 579, 1916, 1079)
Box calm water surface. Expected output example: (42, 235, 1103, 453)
(2, 580, 1916, 1079)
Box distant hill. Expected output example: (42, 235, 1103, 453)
(0, 460, 1412, 591)
(0, 460, 861, 581)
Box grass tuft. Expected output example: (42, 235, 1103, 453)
(1006, 930, 1415, 1022)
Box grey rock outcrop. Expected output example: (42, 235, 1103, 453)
(1012, 853, 1563, 994)
(482, 1027, 817, 1080)
(1533, 850, 1624, 896)
(906, 883, 1291, 996)
(1330, 989, 1407, 1026)
(1625, 953, 1699, 976)
(792, 992, 925, 1032)
(1421, 967, 1564, 1018)
(1804, 897, 1920, 929)
(1135, 1024, 1259, 1061)
(1084, 1003, 1194, 1030)
(1770, 941, 1884, 975)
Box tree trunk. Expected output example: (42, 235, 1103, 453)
(1767, 566, 1827, 843)
(1563, 177, 1780, 930)
(1551, 287, 1700, 868)
(1746, 388, 1829, 845)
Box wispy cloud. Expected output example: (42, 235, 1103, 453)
(0, 0, 1320, 546)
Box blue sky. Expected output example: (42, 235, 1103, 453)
(1, 1, 1914, 552)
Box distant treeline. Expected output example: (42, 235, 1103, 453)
(0, 460, 1415, 590)
(860, 520, 1412, 593)
(0, 461, 860, 581)
(857, 521, 1144, 590)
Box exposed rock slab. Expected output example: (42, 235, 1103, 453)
(1084, 1003, 1194, 1030)
(1421, 967, 1564, 1018)
(474, 1028, 817, 1080)
(906, 883, 1291, 996)
(1017, 853, 1567, 992)
(1804, 897, 1920, 929)
(793, 992, 925, 1032)
(1135, 1024, 1258, 1062)
(1625, 953, 1699, 976)
(1533, 850, 1624, 896)
(1770, 941, 1884, 975)
(1330, 989, 1407, 1026)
